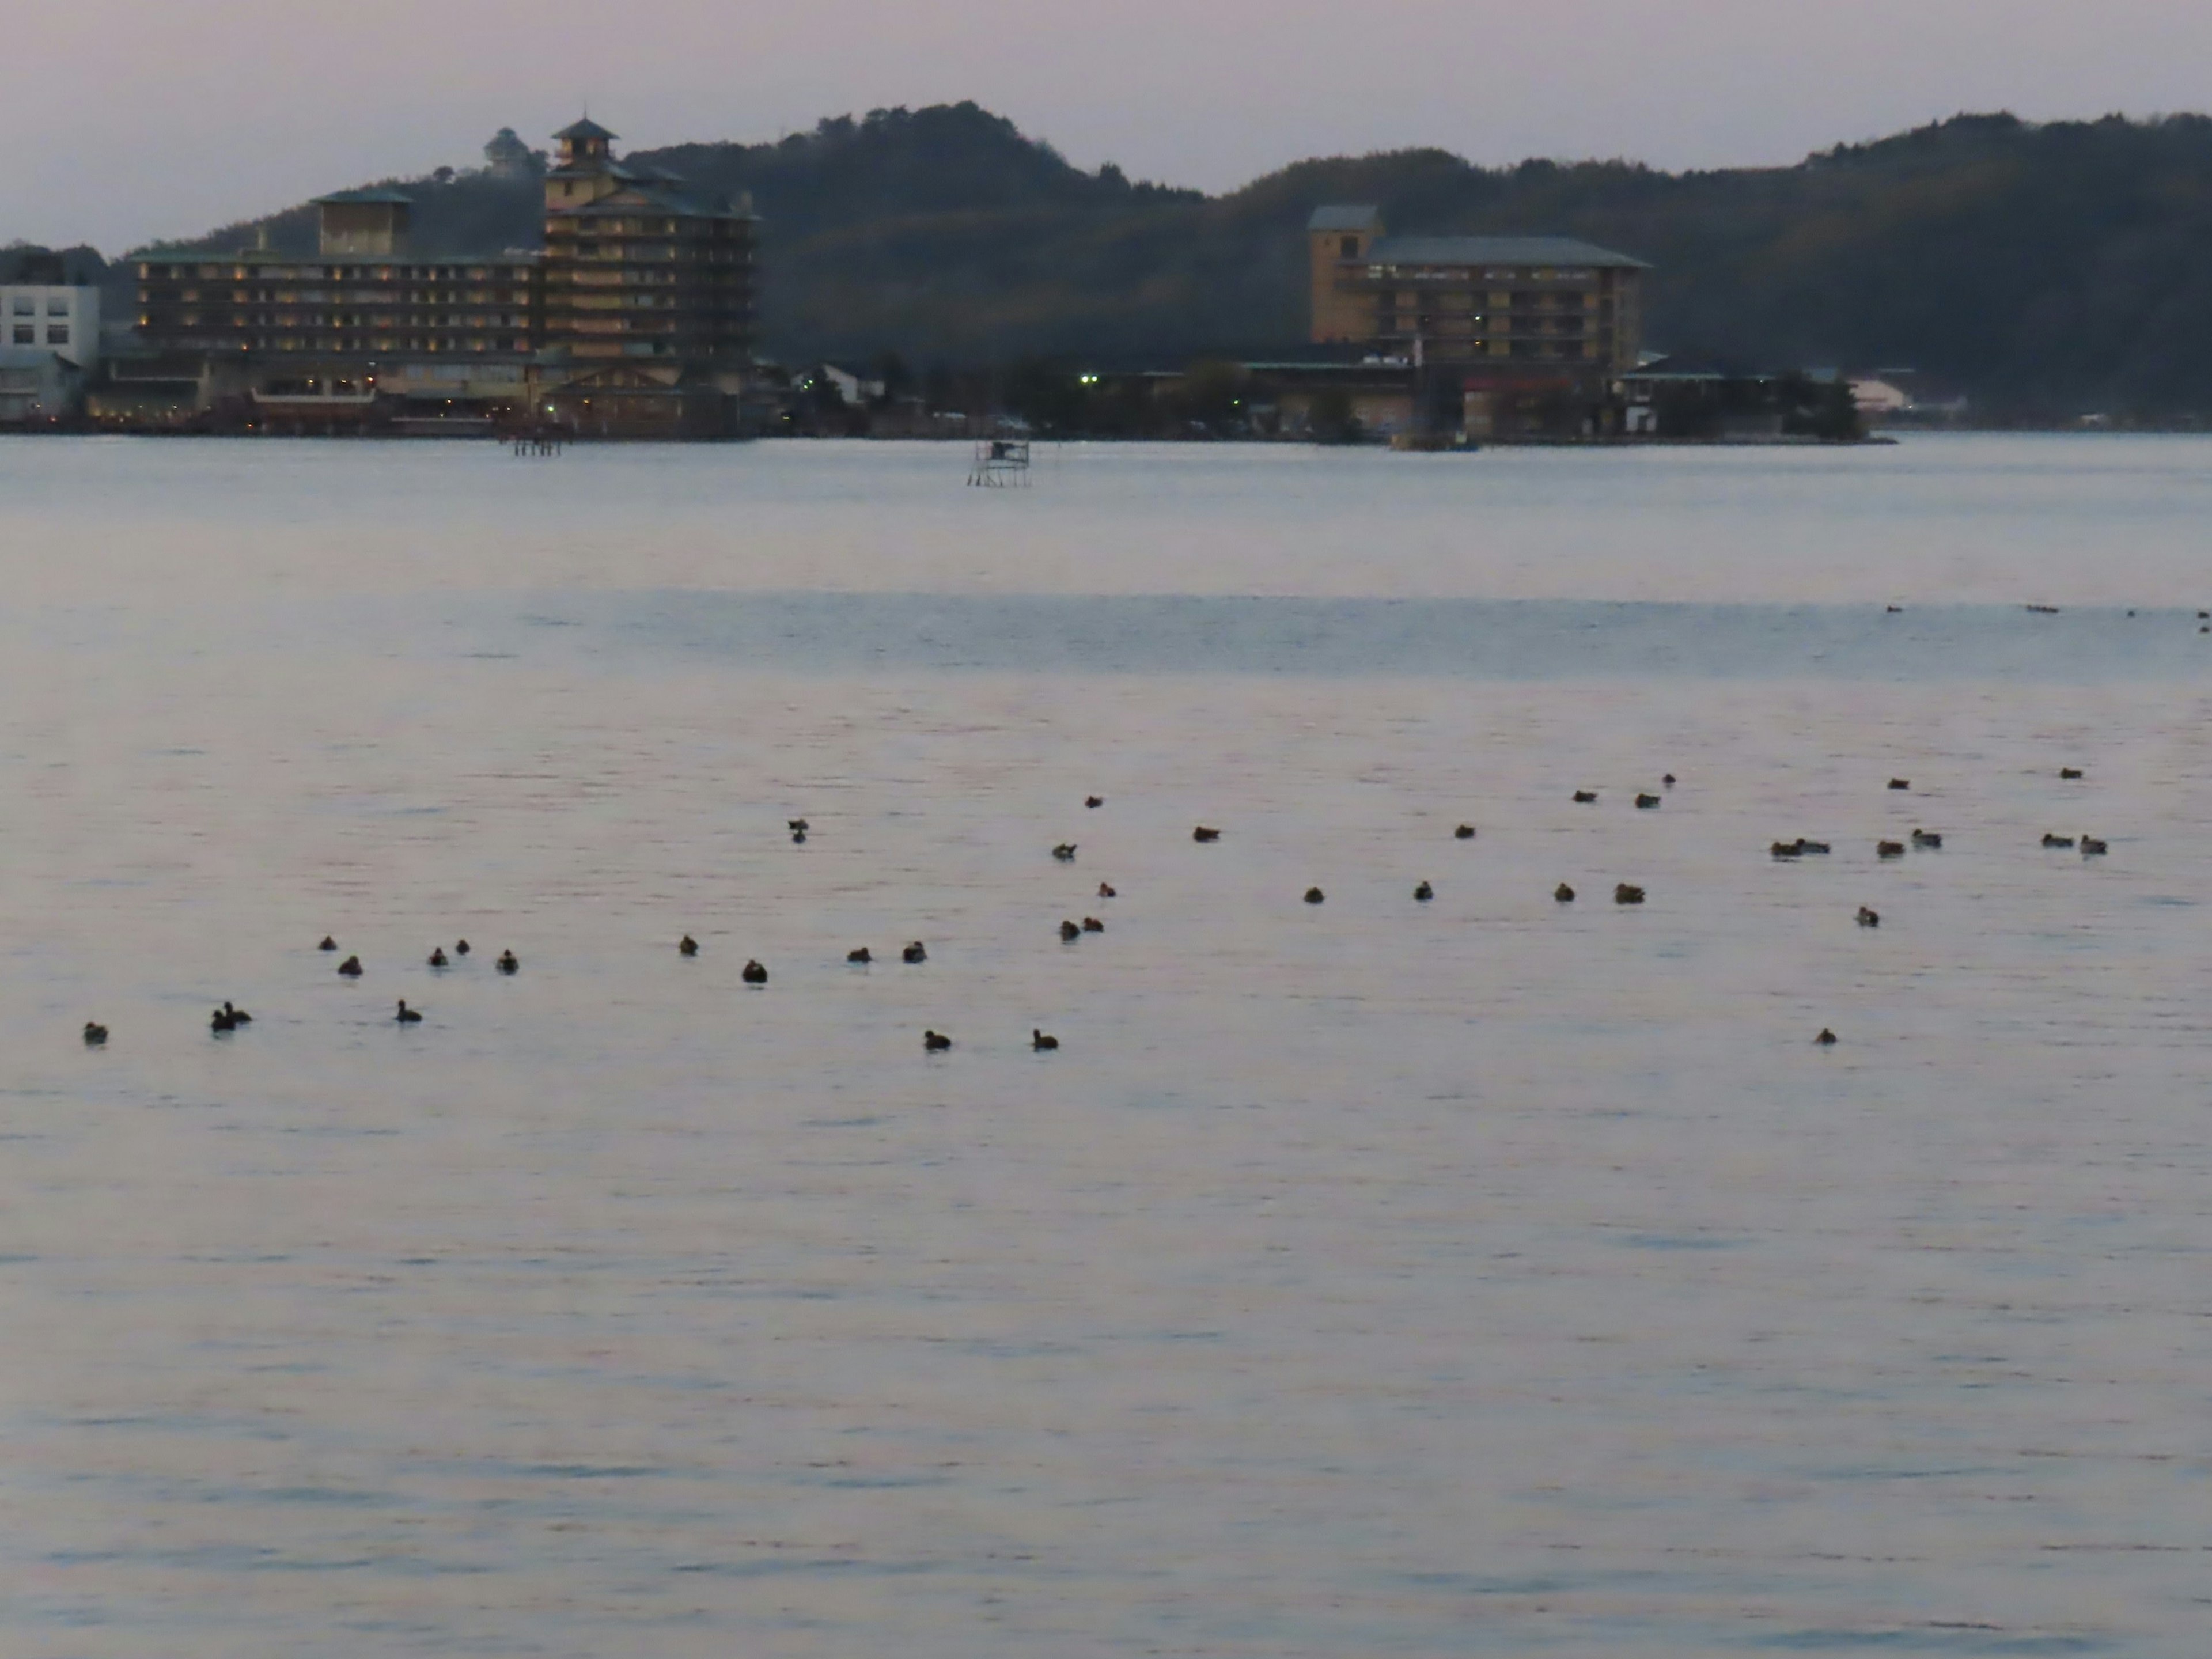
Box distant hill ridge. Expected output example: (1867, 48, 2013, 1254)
(97, 103, 2212, 414)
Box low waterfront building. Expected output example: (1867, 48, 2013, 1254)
(0, 276, 102, 423)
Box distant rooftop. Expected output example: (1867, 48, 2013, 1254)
(1368, 234, 1649, 270)
(555, 117, 618, 142)
(1308, 204, 1384, 232)
(312, 187, 415, 207)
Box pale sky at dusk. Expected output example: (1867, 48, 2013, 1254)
(11, 0, 2212, 251)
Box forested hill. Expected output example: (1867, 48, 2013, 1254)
(133, 104, 2212, 416)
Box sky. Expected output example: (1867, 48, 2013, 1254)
(10, 0, 2212, 252)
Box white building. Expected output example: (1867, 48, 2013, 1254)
(0, 284, 101, 423)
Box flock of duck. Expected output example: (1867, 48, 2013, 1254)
(74, 768, 2105, 1056)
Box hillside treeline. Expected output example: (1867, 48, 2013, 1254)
(108, 104, 2212, 416)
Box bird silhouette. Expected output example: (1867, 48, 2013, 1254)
(903, 941, 927, 964)
(1614, 884, 1646, 904)
(742, 960, 767, 984)
(848, 946, 873, 964)
(679, 935, 698, 957)
(497, 950, 519, 974)
(1032, 1029, 1059, 1051)
(396, 1001, 423, 1024)
(924, 1030, 952, 1052)
(82, 1021, 108, 1046)
(429, 947, 448, 967)
(1555, 882, 1576, 902)
(1414, 881, 1433, 902)
(1193, 827, 1221, 843)
(338, 956, 363, 978)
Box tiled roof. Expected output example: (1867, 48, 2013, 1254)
(1308, 204, 1384, 232)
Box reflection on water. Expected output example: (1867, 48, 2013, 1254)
(1, 438, 2209, 1657)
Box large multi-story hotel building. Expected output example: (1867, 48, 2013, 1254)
(127, 120, 756, 435)
(1305, 204, 1646, 437)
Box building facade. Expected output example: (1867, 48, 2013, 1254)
(1307, 205, 1647, 436)
(0, 282, 101, 423)
(124, 119, 757, 437)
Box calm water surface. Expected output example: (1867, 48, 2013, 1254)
(2, 436, 2209, 1656)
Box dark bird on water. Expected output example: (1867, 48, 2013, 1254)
(1060, 919, 1082, 941)
(1857, 906, 1880, 928)
(742, 959, 767, 984)
(1555, 883, 1576, 903)
(1615, 884, 1646, 905)
(791, 828, 808, 844)
(1635, 793, 1661, 810)
(1815, 1028, 1838, 1046)
(223, 1002, 251, 1025)
(1772, 840, 1803, 859)
(924, 1030, 952, 1052)
(1877, 840, 1905, 859)
(1082, 916, 1104, 932)
(83, 1022, 107, 1046)
(1304, 887, 1325, 904)
(1053, 844, 1077, 862)
(1911, 829, 1942, 849)
(396, 1000, 422, 1024)
(1573, 791, 1597, 804)
(1662, 774, 1677, 787)
(679, 935, 698, 957)
(1085, 796, 1104, 809)
(497, 950, 520, 974)
(848, 946, 873, 964)
(789, 820, 809, 834)
(429, 947, 448, 967)
(1033, 1029, 1059, 1051)
(2043, 833, 2075, 849)
(210, 1007, 236, 1033)
(1455, 824, 1476, 839)
(338, 955, 363, 978)
(903, 941, 927, 964)
(1886, 604, 1903, 613)
(2060, 767, 2084, 779)
(2081, 836, 2108, 856)
(1888, 778, 1910, 791)
(1414, 881, 1433, 902)
(454, 940, 471, 956)
(1097, 882, 1116, 899)
(1193, 827, 1221, 843)
(318, 936, 338, 952)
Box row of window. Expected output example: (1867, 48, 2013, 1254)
(144, 264, 534, 282)
(9, 295, 73, 317)
(11, 324, 70, 346)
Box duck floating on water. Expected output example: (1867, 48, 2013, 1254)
(1304, 887, 1325, 904)
(903, 941, 927, 964)
(923, 1030, 952, 1052)
(1877, 840, 1906, 859)
(1414, 881, 1434, 902)
(454, 940, 471, 956)
(1032, 1029, 1059, 1051)
(1635, 793, 1661, 810)
(1052, 843, 1077, 862)
(1662, 774, 1677, 787)
(679, 935, 698, 957)
(2059, 767, 2084, 780)
(317, 936, 338, 952)
(1772, 840, 1802, 859)
(222, 1002, 251, 1026)
(1082, 916, 1104, 932)
(82, 1021, 108, 1047)
(496, 950, 519, 974)
(1555, 882, 1576, 903)
(2080, 836, 2108, 857)
(429, 947, 448, 967)
(1060, 919, 1082, 942)
(788, 819, 809, 835)
(1097, 882, 1116, 899)
(1573, 791, 1597, 804)
(1888, 778, 1910, 791)
(1614, 884, 1646, 905)
(1192, 826, 1221, 843)
(848, 946, 873, 964)
(1857, 906, 1880, 928)
(338, 955, 364, 978)
(2042, 833, 2075, 849)
(1455, 824, 1477, 840)
(210, 1007, 236, 1034)
(1815, 1028, 1838, 1046)
(742, 959, 767, 984)
(1910, 829, 1942, 849)
(395, 1000, 422, 1025)
(1085, 796, 1104, 809)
